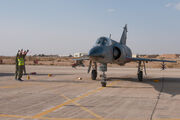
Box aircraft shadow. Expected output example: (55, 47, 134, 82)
(1, 72, 180, 96)
(107, 77, 180, 96)
(0, 73, 14, 77)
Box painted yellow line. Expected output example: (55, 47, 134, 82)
(0, 114, 30, 119)
(61, 94, 103, 119)
(41, 117, 124, 120)
(40, 118, 180, 120)
(0, 114, 122, 120)
(32, 82, 116, 118)
(41, 117, 100, 120)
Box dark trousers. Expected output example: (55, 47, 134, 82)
(18, 66, 24, 79)
(15, 64, 18, 79)
(22, 65, 26, 74)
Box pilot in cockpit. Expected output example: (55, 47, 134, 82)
(95, 37, 112, 46)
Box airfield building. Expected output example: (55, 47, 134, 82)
(73, 53, 88, 57)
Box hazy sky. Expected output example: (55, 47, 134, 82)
(0, 0, 180, 56)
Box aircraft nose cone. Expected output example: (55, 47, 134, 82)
(88, 46, 104, 57)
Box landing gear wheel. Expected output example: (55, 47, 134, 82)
(91, 70, 97, 80)
(138, 71, 143, 82)
(101, 82, 106, 87)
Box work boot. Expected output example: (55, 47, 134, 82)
(18, 78, 23, 81)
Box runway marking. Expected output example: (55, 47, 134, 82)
(32, 82, 116, 118)
(61, 94, 103, 119)
(0, 114, 30, 119)
(0, 113, 122, 120)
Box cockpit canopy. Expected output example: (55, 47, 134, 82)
(95, 37, 112, 46)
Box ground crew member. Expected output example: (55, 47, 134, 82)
(22, 50, 29, 75)
(15, 50, 20, 80)
(17, 52, 25, 81)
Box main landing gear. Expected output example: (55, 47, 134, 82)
(137, 61, 144, 81)
(91, 70, 97, 80)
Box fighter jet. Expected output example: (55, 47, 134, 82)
(74, 24, 176, 87)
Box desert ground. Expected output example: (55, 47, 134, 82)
(0, 55, 180, 68)
(0, 65, 180, 120)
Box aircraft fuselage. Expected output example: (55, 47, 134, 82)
(88, 37, 132, 65)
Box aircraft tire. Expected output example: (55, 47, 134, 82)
(138, 71, 143, 82)
(91, 70, 97, 80)
(101, 82, 106, 87)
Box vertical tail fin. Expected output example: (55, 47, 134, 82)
(109, 34, 111, 39)
(120, 24, 128, 45)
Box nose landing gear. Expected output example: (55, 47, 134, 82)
(99, 63, 107, 87)
(101, 72, 107, 87)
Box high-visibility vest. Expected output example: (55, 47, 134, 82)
(18, 57, 24, 66)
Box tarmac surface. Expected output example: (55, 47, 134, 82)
(0, 65, 180, 120)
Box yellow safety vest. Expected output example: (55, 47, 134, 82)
(18, 57, 24, 66)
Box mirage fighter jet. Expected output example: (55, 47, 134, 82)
(74, 24, 176, 87)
